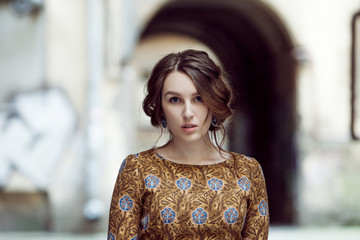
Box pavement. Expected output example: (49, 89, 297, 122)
(0, 226, 359, 240)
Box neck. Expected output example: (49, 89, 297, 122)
(159, 136, 222, 165)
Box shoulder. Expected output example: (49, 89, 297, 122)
(230, 152, 264, 176)
(126, 149, 154, 161)
(230, 152, 257, 165)
(119, 149, 155, 173)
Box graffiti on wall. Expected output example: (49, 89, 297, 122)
(0, 87, 77, 190)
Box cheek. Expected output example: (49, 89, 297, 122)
(162, 104, 179, 123)
(206, 113, 213, 127)
(199, 106, 212, 123)
(161, 101, 171, 117)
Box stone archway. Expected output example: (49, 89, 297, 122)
(141, 0, 297, 224)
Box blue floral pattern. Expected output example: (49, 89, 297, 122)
(161, 207, 176, 224)
(259, 200, 268, 216)
(224, 207, 238, 224)
(119, 195, 133, 211)
(108, 150, 269, 239)
(141, 214, 149, 230)
(108, 232, 115, 240)
(130, 236, 137, 240)
(145, 175, 160, 188)
(192, 208, 208, 224)
(208, 178, 223, 190)
(176, 177, 191, 190)
(238, 177, 251, 191)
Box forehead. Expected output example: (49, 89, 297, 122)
(162, 71, 198, 94)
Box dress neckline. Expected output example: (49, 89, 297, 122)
(151, 148, 232, 167)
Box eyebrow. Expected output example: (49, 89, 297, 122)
(164, 91, 200, 97)
(164, 91, 179, 97)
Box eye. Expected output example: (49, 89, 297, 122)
(194, 96, 203, 102)
(169, 97, 180, 103)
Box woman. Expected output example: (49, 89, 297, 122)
(108, 49, 269, 239)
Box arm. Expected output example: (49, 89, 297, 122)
(241, 159, 269, 240)
(108, 155, 144, 240)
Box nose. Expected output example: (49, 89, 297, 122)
(183, 101, 194, 121)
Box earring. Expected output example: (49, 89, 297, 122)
(161, 117, 167, 128)
(212, 117, 217, 127)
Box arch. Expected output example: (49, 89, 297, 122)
(141, 0, 297, 224)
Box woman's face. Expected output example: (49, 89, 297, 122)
(161, 71, 212, 144)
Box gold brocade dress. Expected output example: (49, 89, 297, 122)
(108, 149, 269, 240)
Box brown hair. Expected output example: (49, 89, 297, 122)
(142, 49, 234, 149)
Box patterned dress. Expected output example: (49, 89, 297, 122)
(108, 149, 269, 240)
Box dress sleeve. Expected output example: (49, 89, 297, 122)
(107, 154, 144, 240)
(241, 158, 270, 239)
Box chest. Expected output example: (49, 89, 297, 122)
(138, 163, 251, 238)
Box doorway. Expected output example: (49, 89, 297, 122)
(140, 0, 298, 224)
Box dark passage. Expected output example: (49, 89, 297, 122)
(141, 0, 298, 224)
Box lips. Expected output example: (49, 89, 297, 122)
(181, 124, 197, 129)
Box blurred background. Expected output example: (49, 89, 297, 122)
(0, 0, 360, 239)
